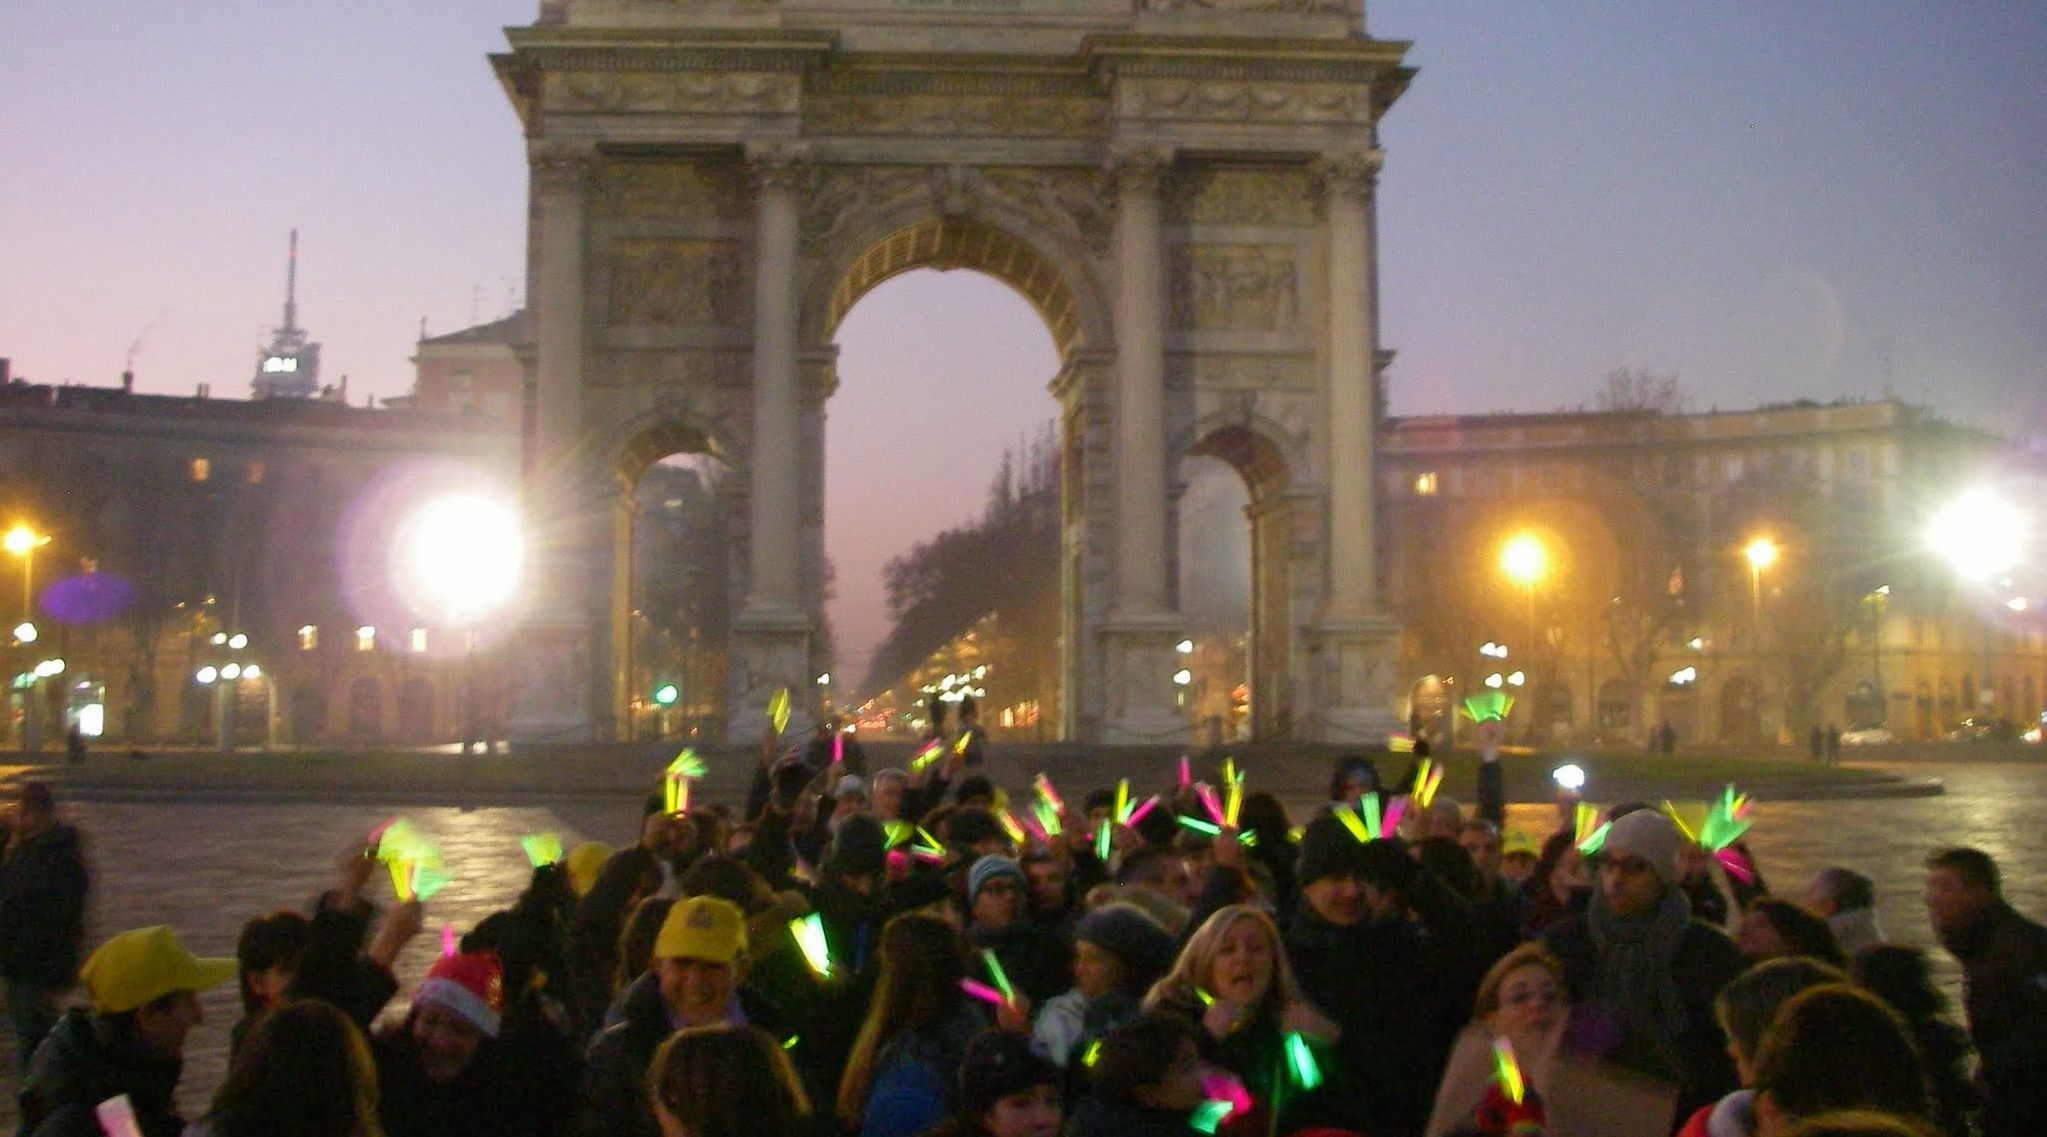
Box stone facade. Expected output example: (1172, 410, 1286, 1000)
(492, 0, 1416, 743)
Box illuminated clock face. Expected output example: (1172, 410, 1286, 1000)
(262, 356, 299, 374)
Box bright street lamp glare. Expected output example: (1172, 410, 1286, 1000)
(1744, 537, 1779, 571)
(220, 663, 242, 680)
(3, 526, 46, 558)
(1927, 489, 2026, 582)
(12, 622, 34, 644)
(1172, 668, 1193, 686)
(395, 494, 524, 626)
(242, 664, 261, 680)
(1551, 763, 1586, 791)
(1500, 533, 1547, 587)
(196, 666, 219, 684)
(227, 633, 248, 650)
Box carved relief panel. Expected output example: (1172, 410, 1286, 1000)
(546, 72, 801, 116)
(607, 240, 748, 327)
(1168, 245, 1300, 331)
(1165, 166, 1316, 227)
(597, 162, 746, 222)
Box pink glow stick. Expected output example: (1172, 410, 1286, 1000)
(1123, 795, 1161, 828)
(441, 925, 456, 958)
(960, 978, 1009, 1007)
(1178, 754, 1192, 786)
(1200, 1072, 1253, 1112)
(1195, 784, 1226, 826)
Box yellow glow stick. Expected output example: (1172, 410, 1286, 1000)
(768, 687, 790, 734)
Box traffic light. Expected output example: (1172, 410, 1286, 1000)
(653, 683, 679, 706)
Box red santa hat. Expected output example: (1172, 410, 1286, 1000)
(415, 950, 503, 1038)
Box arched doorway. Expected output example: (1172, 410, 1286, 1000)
(1720, 674, 1761, 745)
(1178, 421, 1297, 741)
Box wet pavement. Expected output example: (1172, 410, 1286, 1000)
(2, 758, 2041, 1126)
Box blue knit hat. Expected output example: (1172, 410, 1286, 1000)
(968, 855, 1027, 906)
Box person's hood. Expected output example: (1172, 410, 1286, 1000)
(1706, 1088, 1756, 1137)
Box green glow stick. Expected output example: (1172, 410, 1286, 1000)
(1095, 818, 1112, 861)
(782, 1035, 800, 1050)
(1178, 815, 1223, 837)
(1361, 792, 1383, 840)
(884, 820, 914, 848)
(667, 749, 707, 779)
(790, 913, 833, 978)
(1285, 1031, 1324, 1090)
(1195, 987, 1215, 1007)
(981, 949, 1015, 1003)
(376, 818, 426, 863)
(1033, 800, 1063, 837)
(1577, 821, 1612, 856)
(411, 863, 453, 901)
(521, 832, 563, 868)
(1080, 1039, 1102, 1067)
(1191, 1100, 1235, 1135)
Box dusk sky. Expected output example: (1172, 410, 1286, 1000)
(4, 3, 2042, 681)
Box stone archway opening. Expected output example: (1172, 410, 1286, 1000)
(609, 422, 730, 743)
(824, 225, 1067, 736)
(1183, 423, 1293, 741)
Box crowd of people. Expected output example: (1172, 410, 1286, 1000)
(3, 715, 2044, 1137)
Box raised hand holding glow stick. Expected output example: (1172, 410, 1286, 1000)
(521, 832, 563, 868)
(980, 948, 1016, 1005)
(911, 738, 947, 771)
(1493, 1036, 1526, 1104)
(1285, 1031, 1324, 1090)
(790, 913, 834, 978)
(1122, 794, 1161, 828)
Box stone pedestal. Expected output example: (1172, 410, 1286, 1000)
(727, 603, 814, 743)
(1101, 612, 1189, 746)
(1316, 615, 1403, 743)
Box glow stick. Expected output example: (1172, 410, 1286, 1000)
(885, 849, 909, 874)
(981, 949, 1015, 1003)
(94, 1095, 144, 1137)
(1716, 846, 1756, 884)
(1415, 759, 1444, 809)
(668, 776, 690, 817)
(790, 913, 833, 978)
(911, 739, 947, 770)
(1360, 792, 1383, 840)
(884, 821, 914, 848)
(1080, 1039, 1102, 1067)
(1699, 784, 1754, 850)
(1190, 1100, 1235, 1135)
(1336, 808, 1370, 843)
(831, 732, 844, 766)
(1195, 987, 1216, 1007)
(1221, 757, 1237, 788)
(997, 810, 1027, 845)
(1095, 818, 1113, 861)
(1381, 795, 1408, 837)
(1178, 815, 1223, 837)
(1123, 795, 1161, 828)
(1224, 778, 1243, 828)
(1200, 1072, 1252, 1111)
(1388, 731, 1417, 754)
(1033, 773, 1064, 815)
(1113, 778, 1129, 826)
(376, 818, 426, 863)
(782, 1035, 801, 1050)
(768, 688, 790, 734)
(916, 826, 944, 851)
(441, 925, 457, 958)
(1285, 1031, 1324, 1090)
(1178, 754, 1192, 786)
(790, 857, 815, 884)
(411, 863, 452, 900)
(1460, 691, 1514, 723)
(389, 859, 415, 902)
(1493, 1036, 1525, 1104)
(1577, 821, 1612, 856)
(1033, 800, 1063, 837)
(953, 727, 974, 756)
(1238, 830, 1260, 847)
(960, 978, 1008, 1007)
(1194, 783, 1226, 826)
(1572, 803, 1601, 846)
(1661, 800, 1699, 844)
(667, 749, 707, 779)
(522, 832, 563, 867)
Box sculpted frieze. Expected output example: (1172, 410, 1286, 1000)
(599, 162, 744, 220)
(1167, 167, 1316, 226)
(979, 167, 1111, 253)
(600, 350, 749, 392)
(1169, 245, 1300, 332)
(808, 94, 1106, 138)
(1127, 80, 1369, 124)
(608, 240, 748, 327)
(799, 166, 931, 247)
(1140, 0, 1350, 12)
(547, 71, 800, 115)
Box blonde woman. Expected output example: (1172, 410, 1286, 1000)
(1144, 904, 1337, 1134)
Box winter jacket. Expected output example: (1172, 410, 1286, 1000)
(858, 1006, 986, 1137)
(17, 1009, 185, 1137)
(373, 1012, 574, 1137)
(0, 823, 90, 986)
(1542, 902, 1742, 1123)
(575, 970, 786, 1137)
(1064, 1094, 1206, 1137)
(1285, 873, 1478, 1137)
(1940, 901, 2047, 1137)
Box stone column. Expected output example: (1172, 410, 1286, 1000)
(1313, 149, 1400, 743)
(508, 140, 601, 746)
(1100, 146, 1185, 745)
(729, 145, 814, 741)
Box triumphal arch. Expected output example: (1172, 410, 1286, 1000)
(492, 0, 1412, 745)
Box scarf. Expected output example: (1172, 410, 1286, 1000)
(1587, 885, 1692, 1073)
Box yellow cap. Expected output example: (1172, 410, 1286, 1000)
(655, 896, 747, 964)
(80, 926, 235, 1014)
(565, 842, 614, 897)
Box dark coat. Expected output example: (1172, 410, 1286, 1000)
(1542, 907, 1742, 1122)
(1285, 885, 1474, 1137)
(17, 1009, 185, 1137)
(0, 823, 90, 986)
(373, 1014, 570, 1137)
(1065, 1094, 1206, 1137)
(1941, 901, 2047, 1137)
(574, 970, 788, 1137)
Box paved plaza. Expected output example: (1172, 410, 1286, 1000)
(1, 757, 2041, 1127)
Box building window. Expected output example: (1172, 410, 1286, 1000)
(190, 458, 210, 482)
(356, 626, 376, 652)
(1845, 447, 1870, 478)
(248, 462, 265, 485)
(409, 628, 428, 654)
(1414, 472, 1438, 496)
(298, 625, 319, 651)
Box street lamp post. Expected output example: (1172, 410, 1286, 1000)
(1500, 533, 1548, 739)
(1927, 489, 2028, 723)
(1743, 537, 1778, 649)
(4, 525, 51, 623)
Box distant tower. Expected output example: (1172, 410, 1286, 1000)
(251, 229, 321, 399)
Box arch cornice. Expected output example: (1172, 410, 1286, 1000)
(597, 403, 738, 488)
(796, 174, 1110, 363)
(1174, 404, 1307, 499)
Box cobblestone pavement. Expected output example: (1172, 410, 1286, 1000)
(2, 761, 2040, 1127)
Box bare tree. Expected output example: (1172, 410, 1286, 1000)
(1592, 367, 1686, 415)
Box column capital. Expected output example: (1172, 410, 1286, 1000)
(529, 141, 597, 197)
(745, 142, 814, 195)
(1104, 144, 1174, 197)
(1311, 148, 1384, 202)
